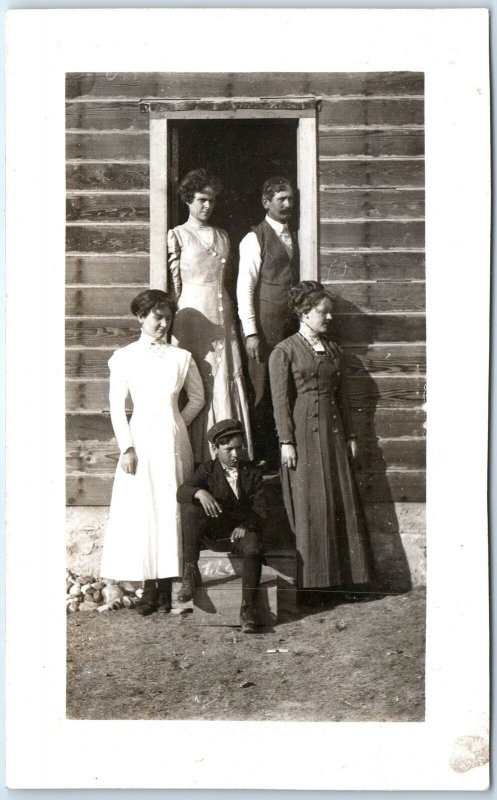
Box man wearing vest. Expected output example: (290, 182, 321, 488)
(237, 176, 299, 467)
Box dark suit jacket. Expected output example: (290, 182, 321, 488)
(176, 459, 266, 533)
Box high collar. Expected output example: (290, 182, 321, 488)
(139, 331, 167, 347)
(299, 321, 323, 345)
(265, 215, 288, 235)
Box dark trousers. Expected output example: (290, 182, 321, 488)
(181, 503, 264, 605)
(247, 356, 280, 466)
(245, 304, 296, 465)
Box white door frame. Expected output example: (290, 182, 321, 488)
(141, 97, 320, 290)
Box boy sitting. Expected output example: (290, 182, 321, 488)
(176, 419, 266, 633)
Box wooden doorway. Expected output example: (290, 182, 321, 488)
(143, 96, 320, 289)
(169, 119, 298, 257)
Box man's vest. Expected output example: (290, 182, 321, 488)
(251, 219, 300, 344)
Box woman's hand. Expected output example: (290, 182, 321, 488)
(121, 447, 138, 475)
(347, 438, 358, 460)
(194, 489, 223, 518)
(281, 443, 297, 470)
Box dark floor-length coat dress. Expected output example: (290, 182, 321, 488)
(269, 333, 373, 588)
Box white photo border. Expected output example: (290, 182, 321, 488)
(6, 8, 490, 790)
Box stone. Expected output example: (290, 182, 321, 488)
(77, 575, 94, 586)
(120, 582, 138, 593)
(135, 588, 144, 598)
(97, 599, 123, 612)
(102, 584, 123, 604)
(69, 584, 83, 597)
(122, 596, 135, 609)
(81, 583, 93, 594)
(66, 580, 73, 593)
(79, 601, 98, 611)
(91, 581, 106, 591)
(67, 602, 79, 613)
(93, 590, 102, 604)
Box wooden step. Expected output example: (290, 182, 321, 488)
(198, 550, 297, 609)
(193, 573, 278, 627)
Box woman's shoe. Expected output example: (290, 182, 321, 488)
(136, 580, 158, 615)
(135, 601, 157, 616)
(157, 578, 172, 614)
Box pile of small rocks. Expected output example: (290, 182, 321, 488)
(66, 571, 143, 613)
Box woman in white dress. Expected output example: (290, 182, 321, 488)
(100, 290, 205, 616)
(167, 168, 253, 463)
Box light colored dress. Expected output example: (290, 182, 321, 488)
(100, 332, 205, 581)
(167, 221, 253, 463)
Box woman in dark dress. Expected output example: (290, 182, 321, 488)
(268, 281, 373, 592)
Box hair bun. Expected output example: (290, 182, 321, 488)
(288, 280, 325, 313)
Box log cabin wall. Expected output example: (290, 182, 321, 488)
(66, 72, 425, 586)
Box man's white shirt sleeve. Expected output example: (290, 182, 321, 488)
(237, 231, 262, 338)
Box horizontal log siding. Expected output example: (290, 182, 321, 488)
(66, 71, 425, 505)
(66, 344, 426, 379)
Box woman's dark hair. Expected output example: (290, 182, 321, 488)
(288, 280, 333, 318)
(130, 289, 175, 319)
(262, 175, 292, 202)
(178, 168, 223, 204)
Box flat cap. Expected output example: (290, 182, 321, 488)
(207, 418, 245, 445)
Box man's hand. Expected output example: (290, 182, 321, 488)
(281, 443, 297, 470)
(121, 447, 138, 475)
(194, 489, 223, 518)
(245, 334, 263, 363)
(347, 438, 358, 460)
(231, 526, 247, 542)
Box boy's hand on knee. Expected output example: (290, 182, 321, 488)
(194, 490, 223, 518)
(231, 526, 247, 542)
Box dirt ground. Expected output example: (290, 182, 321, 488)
(67, 587, 425, 721)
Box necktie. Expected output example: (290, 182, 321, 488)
(280, 225, 293, 257)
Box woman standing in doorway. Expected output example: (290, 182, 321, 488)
(167, 168, 253, 463)
(269, 281, 374, 595)
(100, 290, 205, 616)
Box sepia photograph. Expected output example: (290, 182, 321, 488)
(65, 70, 426, 722)
(6, 8, 489, 791)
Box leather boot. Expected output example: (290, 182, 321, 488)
(177, 561, 201, 603)
(240, 602, 258, 633)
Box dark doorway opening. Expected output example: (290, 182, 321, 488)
(169, 119, 298, 256)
